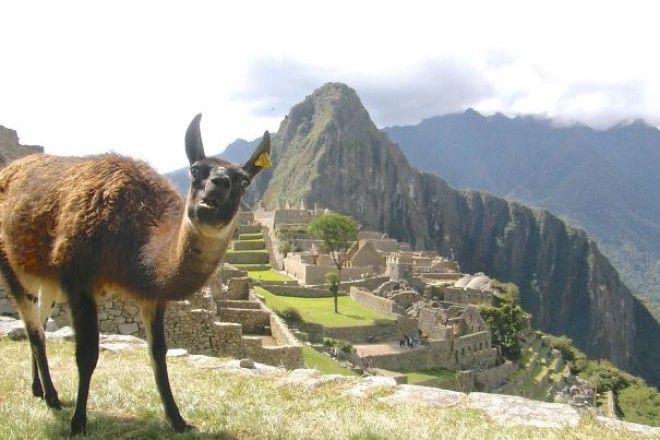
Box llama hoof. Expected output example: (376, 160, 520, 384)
(173, 421, 195, 433)
(32, 383, 44, 398)
(70, 416, 87, 437)
(46, 395, 62, 410)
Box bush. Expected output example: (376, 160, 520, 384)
(337, 340, 354, 354)
(479, 280, 526, 361)
(580, 359, 638, 393)
(321, 338, 353, 354)
(277, 307, 302, 324)
(547, 335, 576, 362)
(278, 240, 292, 257)
(323, 337, 337, 347)
(617, 383, 660, 427)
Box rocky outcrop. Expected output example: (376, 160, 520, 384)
(0, 125, 43, 166)
(244, 83, 659, 387)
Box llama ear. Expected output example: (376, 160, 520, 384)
(185, 113, 206, 165)
(242, 131, 271, 178)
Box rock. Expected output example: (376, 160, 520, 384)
(0, 318, 23, 338)
(239, 358, 255, 369)
(100, 342, 138, 352)
(344, 376, 397, 398)
(278, 368, 320, 385)
(8, 325, 27, 340)
(596, 416, 660, 437)
(118, 322, 139, 335)
(47, 326, 75, 341)
(45, 318, 58, 332)
(302, 374, 350, 389)
(100, 334, 147, 345)
(381, 385, 466, 407)
(0, 297, 16, 315)
(167, 348, 188, 357)
(467, 392, 580, 429)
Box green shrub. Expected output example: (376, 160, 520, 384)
(617, 383, 660, 427)
(277, 307, 302, 324)
(479, 280, 526, 361)
(278, 240, 292, 257)
(323, 337, 337, 347)
(337, 340, 354, 354)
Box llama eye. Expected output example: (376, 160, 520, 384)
(190, 166, 201, 179)
(240, 178, 250, 190)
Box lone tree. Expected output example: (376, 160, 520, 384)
(309, 212, 358, 313)
(324, 272, 340, 313)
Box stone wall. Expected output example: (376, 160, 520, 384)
(302, 321, 398, 344)
(218, 308, 271, 334)
(443, 287, 493, 306)
(349, 287, 397, 316)
(263, 284, 344, 298)
(0, 278, 16, 317)
(283, 256, 373, 285)
(473, 361, 517, 391)
(340, 275, 390, 292)
(273, 209, 313, 227)
(453, 331, 498, 369)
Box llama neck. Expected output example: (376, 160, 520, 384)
(146, 207, 238, 299)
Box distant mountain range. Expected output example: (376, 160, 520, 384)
(385, 111, 660, 305)
(166, 83, 659, 387)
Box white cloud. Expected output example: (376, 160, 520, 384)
(1, 0, 659, 171)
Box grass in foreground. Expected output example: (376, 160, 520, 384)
(248, 269, 294, 282)
(255, 286, 395, 328)
(302, 346, 356, 376)
(0, 339, 648, 439)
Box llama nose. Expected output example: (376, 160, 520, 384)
(211, 175, 231, 189)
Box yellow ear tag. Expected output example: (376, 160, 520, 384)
(255, 152, 272, 168)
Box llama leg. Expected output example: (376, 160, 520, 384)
(31, 295, 55, 398)
(141, 302, 193, 432)
(0, 254, 60, 407)
(67, 291, 98, 436)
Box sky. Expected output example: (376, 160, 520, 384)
(1, 0, 659, 172)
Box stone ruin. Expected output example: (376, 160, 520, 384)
(0, 271, 303, 369)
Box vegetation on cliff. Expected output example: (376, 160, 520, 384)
(478, 281, 526, 361)
(547, 335, 660, 427)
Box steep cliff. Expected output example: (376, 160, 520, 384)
(246, 83, 659, 387)
(385, 112, 660, 304)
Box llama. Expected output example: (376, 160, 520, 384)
(0, 114, 270, 435)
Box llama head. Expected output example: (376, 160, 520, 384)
(184, 114, 270, 230)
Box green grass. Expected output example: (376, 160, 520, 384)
(238, 233, 263, 240)
(397, 369, 456, 385)
(248, 269, 294, 282)
(0, 338, 647, 439)
(302, 346, 356, 376)
(255, 286, 395, 328)
(226, 249, 269, 254)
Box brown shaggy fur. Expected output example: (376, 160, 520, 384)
(0, 115, 270, 435)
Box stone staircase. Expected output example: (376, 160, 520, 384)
(213, 277, 303, 369)
(225, 225, 270, 269)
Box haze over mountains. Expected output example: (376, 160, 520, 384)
(385, 111, 660, 305)
(166, 83, 659, 387)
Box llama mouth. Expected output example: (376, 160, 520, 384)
(199, 197, 220, 209)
